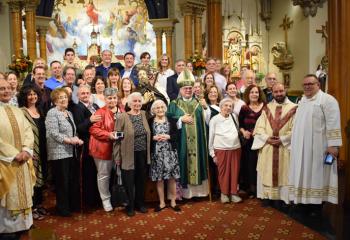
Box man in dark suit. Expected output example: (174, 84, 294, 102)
(120, 52, 139, 87)
(27, 66, 52, 116)
(262, 72, 277, 103)
(71, 84, 101, 208)
(166, 59, 186, 101)
(95, 50, 124, 78)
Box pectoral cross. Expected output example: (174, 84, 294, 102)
(279, 15, 293, 49)
(316, 21, 329, 57)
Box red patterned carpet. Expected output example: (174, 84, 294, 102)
(21, 194, 326, 240)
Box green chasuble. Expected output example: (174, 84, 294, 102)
(167, 97, 208, 186)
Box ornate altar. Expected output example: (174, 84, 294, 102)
(223, 17, 265, 76)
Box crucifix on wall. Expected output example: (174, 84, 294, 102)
(279, 15, 293, 49)
(316, 21, 329, 57)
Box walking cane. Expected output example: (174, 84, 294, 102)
(205, 151, 212, 202)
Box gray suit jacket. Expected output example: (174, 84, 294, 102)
(45, 107, 76, 161)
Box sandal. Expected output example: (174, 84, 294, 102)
(37, 206, 49, 215)
(32, 209, 45, 220)
(154, 205, 167, 212)
(170, 205, 181, 212)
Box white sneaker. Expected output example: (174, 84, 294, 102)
(221, 194, 230, 203)
(103, 199, 113, 212)
(231, 194, 242, 203)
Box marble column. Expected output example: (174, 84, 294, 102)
(207, 0, 222, 59)
(37, 26, 48, 61)
(193, 7, 204, 54)
(154, 28, 163, 60)
(24, 0, 38, 60)
(164, 27, 174, 63)
(183, 8, 193, 59)
(7, 0, 23, 58)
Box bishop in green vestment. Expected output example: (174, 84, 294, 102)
(167, 70, 211, 199)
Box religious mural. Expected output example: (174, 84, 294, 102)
(46, 0, 156, 64)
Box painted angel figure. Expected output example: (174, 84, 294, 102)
(86, 1, 99, 25)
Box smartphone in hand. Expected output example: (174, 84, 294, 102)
(324, 153, 335, 165)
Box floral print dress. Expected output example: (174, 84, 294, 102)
(150, 121, 180, 181)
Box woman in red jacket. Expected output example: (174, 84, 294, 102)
(89, 88, 120, 212)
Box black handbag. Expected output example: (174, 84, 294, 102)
(111, 165, 129, 208)
(230, 113, 247, 146)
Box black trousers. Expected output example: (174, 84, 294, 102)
(77, 144, 100, 208)
(239, 142, 258, 193)
(52, 157, 80, 213)
(33, 186, 44, 207)
(122, 151, 147, 211)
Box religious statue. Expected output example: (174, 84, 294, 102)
(136, 66, 168, 118)
(271, 42, 294, 70)
(227, 34, 242, 73)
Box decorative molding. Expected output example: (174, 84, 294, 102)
(148, 18, 179, 29)
(292, 0, 327, 17)
(23, 0, 40, 11)
(36, 15, 52, 29)
(7, 0, 23, 12)
(260, 0, 272, 30)
(179, 0, 206, 16)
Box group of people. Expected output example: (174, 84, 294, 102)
(0, 47, 342, 239)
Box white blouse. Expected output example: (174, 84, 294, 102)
(156, 68, 175, 90)
(208, 113, 241, 158)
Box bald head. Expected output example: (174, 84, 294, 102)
(242, 70, 256, 87)
(0, 79, 12, 103)
(272, 82, 284, 91)
(272, 82, 287, 103)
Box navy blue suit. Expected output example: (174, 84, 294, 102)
(96, 62, 124, 79)
(120, 66, 139, 87)
(166, 73, 179, 101)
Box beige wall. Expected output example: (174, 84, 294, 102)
(0, 4, 12, 72)
(268, 0, 327, 90)
(309, 4, 328, 73)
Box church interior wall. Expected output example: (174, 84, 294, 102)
(269, 0, 327, 91)
(0, 4, 12, 72)
(269, 0, 310, 91)
(308, 4, 327, 73)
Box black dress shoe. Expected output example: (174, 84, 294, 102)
(127, 209, 135, 217)
(154, 205, 167, 212)
(136, 206, 148, 213)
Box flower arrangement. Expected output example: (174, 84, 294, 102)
(255, 72, 265, 84)
(188, 51, 206, 75)
(8, 51, 33, 74)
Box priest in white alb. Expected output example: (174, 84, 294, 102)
(289, 74, 342, 205)
(252, 83, 297, 204)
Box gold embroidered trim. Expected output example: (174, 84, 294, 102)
(326, 129, 341, 139)
(4, 106, 28, 209)
(288, 186, 338, 198)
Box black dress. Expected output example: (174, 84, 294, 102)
(238, 104, 265, 195)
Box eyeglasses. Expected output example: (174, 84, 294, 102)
(303, 82, 318, 87)
(58, 95, 68, 100)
